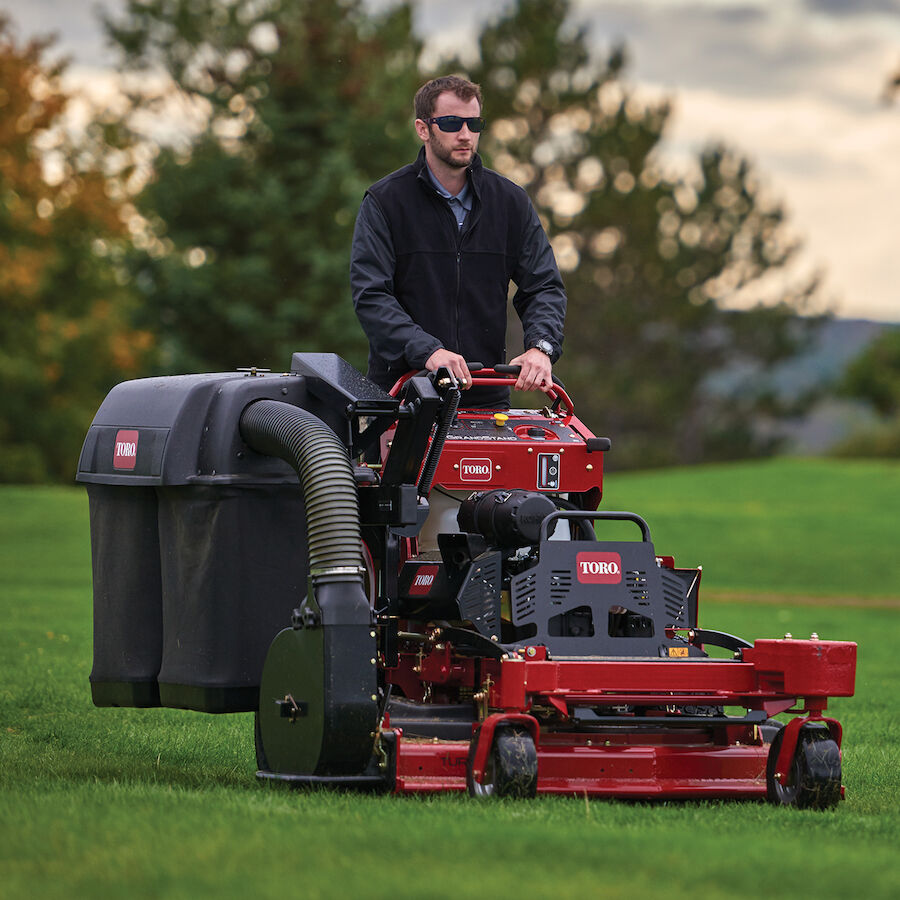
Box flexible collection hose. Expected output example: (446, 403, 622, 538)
(239, 399, 364, 586)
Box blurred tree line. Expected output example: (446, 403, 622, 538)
(104, 0, 423, 373)
(834, 328, 900, 457)
(1, 0, 855, 482)
(0, 16, 152, 481)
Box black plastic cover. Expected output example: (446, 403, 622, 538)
(155, 483, 309, 713)
(509, 539, 703, 657)
(87, 484, 163, 707)
(77, 371, 312, 486)
(80, 365, 379, 712)
(79, 358, 400, 713)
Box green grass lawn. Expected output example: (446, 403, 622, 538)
(602, 457, 900, 601)
(1, 461, 898, 899)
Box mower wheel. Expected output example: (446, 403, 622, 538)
(467, 725, 538, 799)
(766, 723, 841, 810)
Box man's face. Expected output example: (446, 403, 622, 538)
(416, 91, 481, 170)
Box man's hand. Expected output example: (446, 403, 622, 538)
(509, 347, 552, 392)
(425, 348, 472, 388)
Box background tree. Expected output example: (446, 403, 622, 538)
(452, 0, 822, 467)
(105, 0, 422, 373)
(0, 17, 152, 482)
(833, 328, 900, 457)
(841, 329, 900, 418)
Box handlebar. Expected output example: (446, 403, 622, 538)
(388, 364, 575, 418)
(492, 364, 566, 389)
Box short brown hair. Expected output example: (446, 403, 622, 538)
(414, 75, 483, 120)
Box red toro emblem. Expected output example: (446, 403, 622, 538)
(576, 551, 622, 584)
(409, 565, 439, 596)
(459, 458, 493, 482)
(113, 430, 139, 470)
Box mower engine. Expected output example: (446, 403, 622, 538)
(77, 355, 857, 807)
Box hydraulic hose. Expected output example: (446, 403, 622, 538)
(417, 386, 460, 497)
(239, 399, 364, 587)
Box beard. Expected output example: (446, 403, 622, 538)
(430, 134, 476, 169)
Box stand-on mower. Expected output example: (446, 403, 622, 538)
(77, 354, 856, 807)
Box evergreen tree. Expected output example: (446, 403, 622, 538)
(105, 0, 422, 373)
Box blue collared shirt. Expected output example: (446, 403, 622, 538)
(425, 165, 472, 229)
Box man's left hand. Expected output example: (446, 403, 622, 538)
(508, 347, 553, 392)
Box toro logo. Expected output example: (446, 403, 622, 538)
(576, 551, 622, 584)
(459, 458, 493, 482)
(113, 430, 139, 470)
(409, 564, 439, 596)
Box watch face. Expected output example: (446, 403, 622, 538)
(535, 340, 552, 355)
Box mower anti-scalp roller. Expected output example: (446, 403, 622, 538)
(77, 355, 857, 808)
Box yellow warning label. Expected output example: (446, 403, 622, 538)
(668, 647, 689, 658)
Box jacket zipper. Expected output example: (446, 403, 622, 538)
(424, 176, 478, 357)
(455, 197, 479, 355)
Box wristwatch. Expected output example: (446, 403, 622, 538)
(533, 339, 554, 357)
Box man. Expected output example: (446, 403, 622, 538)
(351, 75, 566, 406)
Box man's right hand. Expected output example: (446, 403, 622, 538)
(424, 349, 471, 389)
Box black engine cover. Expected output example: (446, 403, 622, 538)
(509, 538, 701, 657)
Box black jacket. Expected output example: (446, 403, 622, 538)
(351, 148, 566, 403)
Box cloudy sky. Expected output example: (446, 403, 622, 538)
(5, 0, 899, 322)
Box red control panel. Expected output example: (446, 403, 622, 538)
(381, 370, 606, 496)
(432, 408, 604, 493)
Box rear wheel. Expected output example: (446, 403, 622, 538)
(766, 723, 841, 810)
(467, 725, 538, 798)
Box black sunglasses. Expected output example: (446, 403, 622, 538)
(423, 115, 486, 133)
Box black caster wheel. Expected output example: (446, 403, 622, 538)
(467, 725, 538, 798)
(766, 723, 842, 810)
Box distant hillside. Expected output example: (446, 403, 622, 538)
(774, 318, 898, 453)
(774, 319, 891, 394)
